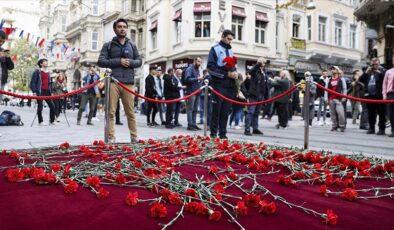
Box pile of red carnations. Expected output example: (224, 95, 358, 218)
(1, 135, 393, 229)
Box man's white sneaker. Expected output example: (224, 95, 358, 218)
(234, 125, 242, 130)
(49, 122, 57, 126)
(39, 122, 48, 126)
(92, 117, 100, 122)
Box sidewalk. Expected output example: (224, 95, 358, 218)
(0, 106, 393, 159)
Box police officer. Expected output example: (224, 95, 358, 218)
(207, 29, 237, 139)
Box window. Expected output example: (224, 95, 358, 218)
(130, 29, 136, 42)
(276, 21, 279, 52)
(92, 0, 99, 15)
(138, 28, 143, 47)
(334, 21, 343, 46)
(92, 31, 98, 50)
(175, 20, 182, 43)
(318, 16, 327, 42)
(47, 27, 50, 40)
(194, 13, 210, 38)
(131, 0, 137, 12)
(140, 0, 145, 12)
(349, 25, 356, 49)
(255, 20, 267, 44)
(232, 16, 244, 41)
(307, 15, 311, 40)
(123, 0, 129, 14)
(61, 15, 67, 32)
(150, 21, 158, 49)
(292, 15, 301, 38)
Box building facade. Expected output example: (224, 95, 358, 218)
(284, 0, 366, 80)
(354, 0, 394, 69)
(144, 0, 285, 93)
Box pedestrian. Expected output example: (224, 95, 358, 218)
(198, 69, 209, 125)
(271, 71, 291, 129)
(382, 56, 394, 137)
(327, 66, 347, 132)
(0, 30, 15, 104)
(155, 68, 165, 125)
(303, 77, 317, 126)
(243, 57, 269, 136)
(316, 70, 329, 125)
(184, 57, 203, 131)
(30, 59, 56, 126)
(145, 66, 159, 126)
(163, 68, 179, 129)
(174, 69, 185, 127)
(208, 29, 237, 139)
(97, 18, 142, 143)
(348, 70, 364, 125)
(77, 64, 100, 125)
(359, 58, 386, 135)
(229, 73, 246, 130)
(53, 72, 68, 122)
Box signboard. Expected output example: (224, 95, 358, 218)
(173, 58, 193, 70)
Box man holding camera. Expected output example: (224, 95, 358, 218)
(359, 58, 386, 135)
(77, 64, 100, 126)
(0, 30, 14, 104)
(98, 18, 142, 143)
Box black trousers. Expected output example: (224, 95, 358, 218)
(274, 102, 289, 127)
(174, 102, 181, 125)
(37, 90, 55, 123)
(115, 99, 121, 123)
(54, 98, 65, 117)
(146, 100, 158, 124)
(366, 99, 386, 131)
(388, 93, 394, 134)
(360, 102, 369, 129)
(166, 102, 175, 125)
(210, 87, 234, 138)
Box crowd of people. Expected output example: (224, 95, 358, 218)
(1, 21, 394, 142)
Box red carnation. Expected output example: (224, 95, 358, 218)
(228, 171, 238, 181)
(259, 200, 277, 215)
(64, 180, 79, 194)
(125, 192, 139, 206)
(320, 185, 328, 197)
(150, 202, 167, 218)
(5, 168, 24, 182)
(208, 210, 222, 221)
(209, 165, 219, 174)
(222, 56, 237, 70)
(244, 193, 261, 207)
(185, 188, 198, 198)
(59, 142, 70, 149)
(97, 187, 109, 199)
(341, 188, 358, 201)
(86, 176, 100, 188)
(323, 209, 338, 225)
(277, 175, 296, 186)
(235, 201, 248, 216)
(115, 174, 127, 185)
(168, 192, 182, 205)
(51, 164, 61, 173)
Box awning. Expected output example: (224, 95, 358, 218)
(149, 20, 158, 31)
(193, 2, 211, 13)
(232, 6, 246, 17)
(256, 11, 269, 22)
(173, 9, 182, 21)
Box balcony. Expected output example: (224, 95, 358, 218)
(354, 0, 394, 28)
(291, 38, 306, 50)
(65, 15, 101, 39)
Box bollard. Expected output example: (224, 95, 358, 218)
(104, 69, 112, 143)
(303, 71, 311, 149)
(203, 79, 209, 137)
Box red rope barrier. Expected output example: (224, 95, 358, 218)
(210, 84, 299, 106)
(315, 83, 394, 104)
(0, 80, 102, 100)
(116, 81, 203, 104)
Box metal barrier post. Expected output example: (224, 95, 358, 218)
(304, 72, 311, 149)
(203, 80, 209, 137)
(104, 69, 112, 143)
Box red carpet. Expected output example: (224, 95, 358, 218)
(0, 136, 393, 230)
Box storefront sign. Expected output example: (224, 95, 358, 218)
(295, 61, 320, 73)
(173, 58, 193, 70)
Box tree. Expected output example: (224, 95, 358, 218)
(9, 39, 38, 92)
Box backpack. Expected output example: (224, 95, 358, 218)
(0, 110, 24, 126)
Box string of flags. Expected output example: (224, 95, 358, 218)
(1, 18, 81, 64)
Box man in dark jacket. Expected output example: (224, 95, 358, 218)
(359, 58, 386, 135)
(163, 68, 180, 128)
(98, 18, 142, 143)
(244, 57, 269, 136)
(145, 66, 159, 126)
(30, 58, 56, 126)
(0, 30, 14, 103)
(184, 57, 203, 130)
(208, 29, 237, 139)
(271, 71, 291, 129)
